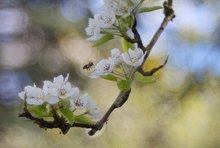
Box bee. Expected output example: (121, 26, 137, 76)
(83, 62, 94, 70)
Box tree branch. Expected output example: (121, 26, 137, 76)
(19, 106, 96, 134)
(19, 0, 175, 136)
(88, 90, 131, 135)
(88, 1, 175, 135)
(138, 1, 175, 74)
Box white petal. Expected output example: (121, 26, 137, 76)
(18, 91, 25, 100)
(122, 48, 146, 67)
(47, 96, 59, 105)
(90, 59, 115, 78)
(87, 100, 100, 117)
(26, 98, 44, 105)
(64, 73, 69, 83)
(53, 75, 64, 85)
(111, 48, 123, 64)
(98, 10, 116, 28)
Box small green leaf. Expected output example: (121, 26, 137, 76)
(75, 115, 93, 124)
(27, 104, 52, 118)
(59, 99, 70, 108)
(92, 34, 114, 47)
(135, 71, 156, 83)
(60, 108, 75, 124)
(139, 6, 162, 13)
(117, 80, 131, 91)
(101, 74, 117, 81)
(121, 38, 135, 52)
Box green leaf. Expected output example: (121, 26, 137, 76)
(59, 99, 70, 108)
(60, 108, 75, 124)
(139, 6, 162, 13)
(75, 115, 93, 124)
(92, 34, 114, 47)
(121, 38, 135, 52)
(117, 80, 131, 91)
(135, 71, 156, 83)
(101, 74, 117, 81)
(27, 104, 52, 118)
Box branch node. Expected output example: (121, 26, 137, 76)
(140, 56, 169, 76)
(163, 1, 175, 20)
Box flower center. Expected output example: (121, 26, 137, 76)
(59, 88, 66, 96)
(75, 99, 84, 107)
(104, 64, 111, 71)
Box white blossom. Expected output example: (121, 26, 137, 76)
(90, 59, 115, 78)
(19, 84, 59, 105)
(103, 0, 133, 18)
(97, 10, 116, 28)
(114, 1, 132, 18)
(70, 93, 89, 110)
(85, 16, 103, 41)
(122, 47, 146, 67)
(110, 48, 123, 64)
(43, 74, 76, 99)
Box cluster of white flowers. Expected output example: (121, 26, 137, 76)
(85, 0, 141, 41)
(90, 47, 146, 78)
(19, 74, 99, 117)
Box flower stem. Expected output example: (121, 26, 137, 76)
(120, 64, 128, 79)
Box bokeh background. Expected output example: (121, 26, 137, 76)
(0, 0, 220, 147)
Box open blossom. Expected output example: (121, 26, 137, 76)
(97, 10, 116, 28)
(70, 93, 89, 110)
(90, 59, 115, 78)
(19, 84, 59, 105)
(85, 16, 103, 41)
(111, 48, 123, 64)
(43, 74, 76, 99)
(103, 0, 134, 18)
(113, 1, 132, 18)
(122, 47, 146, 67)
(69, 92, 100, 118)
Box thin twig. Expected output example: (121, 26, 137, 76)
(138, 1, 175, 74)
(141, 56, 168, 76)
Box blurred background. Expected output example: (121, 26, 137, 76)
(0, 0, 220, 147)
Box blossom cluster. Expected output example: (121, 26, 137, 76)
(85, 0, 141, 41)
(19, 74, 99, 118)
(90, 47, 146, 79)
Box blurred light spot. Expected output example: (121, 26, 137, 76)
(169, 44, 220, 76)
(160, 69, 187, 91)
(0, 41, 31, 68)
(174, 1, 217, 35)
(59, 35, 99, 73)
(39, 48, 68, 73)
(27, 0, 55, 8)
(22, 26, 46, 51)
(87, 0, 103, 14)
(59, 0, 89, 22)
(169, 97, 210, 148)
(0, 8, 28, 35)
(0, 70, 31, 106)
(0, 0, 24, 8)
